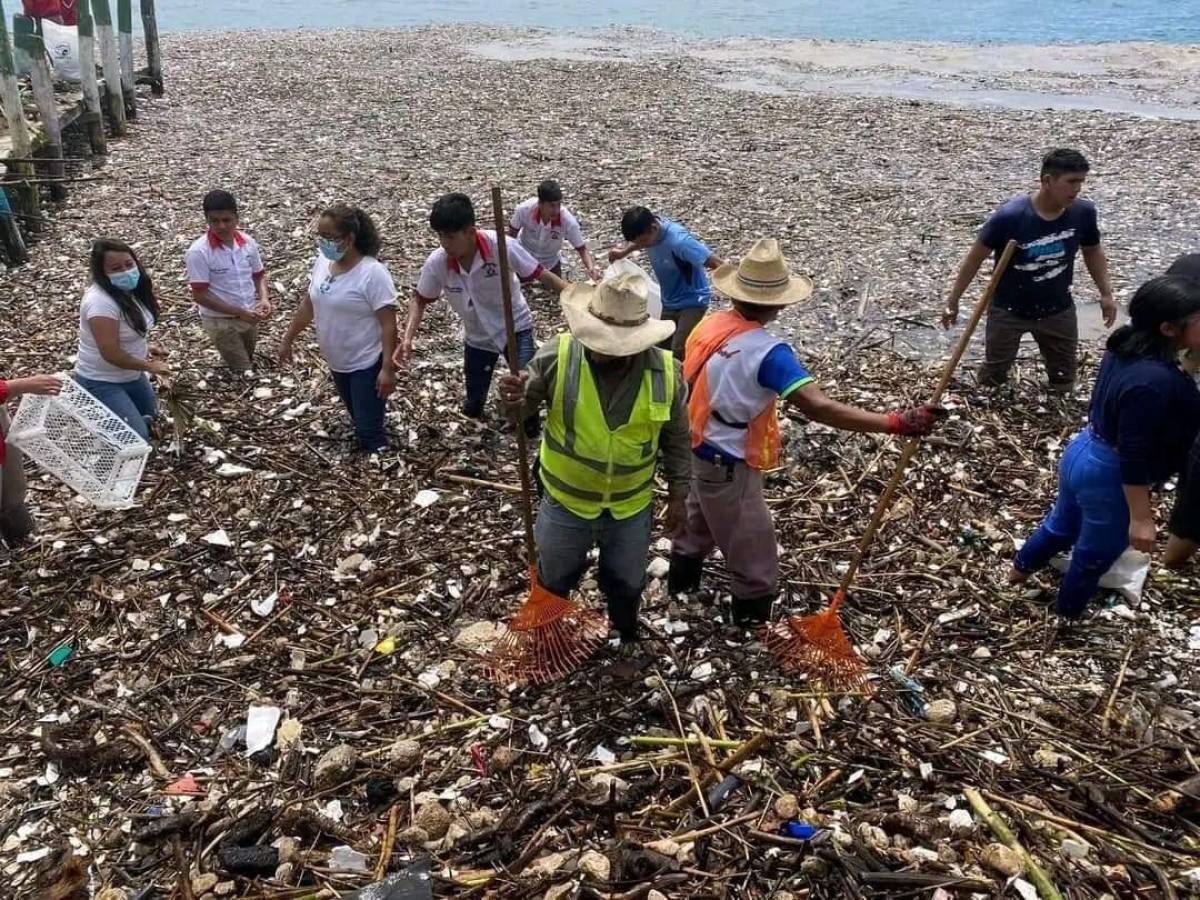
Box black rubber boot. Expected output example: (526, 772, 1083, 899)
(667, 553, 704, 595)
(0, 505, 36, 547)
(606, 594, 642, 642)
(731, 594, 774, 628)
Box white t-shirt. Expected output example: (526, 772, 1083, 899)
(308, 254, 397, 373)
(415, 229, 539, 353)
(185, 230, 265, 318)
(509, 197, 586, 269)
(75, 284, 154, 383)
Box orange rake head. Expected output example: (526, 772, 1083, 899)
(485, 569, 609, 686)
(760, 591, 866, 691)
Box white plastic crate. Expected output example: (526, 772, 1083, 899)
(7, 374, 151, 509)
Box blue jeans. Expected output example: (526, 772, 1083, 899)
(464, 329, 538, 436)
(73, 373, 156, 441)
(1014, 429, 1130, 617)
(534, 494, 652, 636)
(331, 355, 388, 452)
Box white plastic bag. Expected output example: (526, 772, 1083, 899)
(602, 258, 661, 319)
(1049, 546, 1151, 603)
(41, 21, 81, 81)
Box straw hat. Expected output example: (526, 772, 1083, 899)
(712, 239, 814, 306)
(561, 272, 675, 356)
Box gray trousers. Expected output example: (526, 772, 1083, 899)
(0, 408, 34, 544)
(979, 305, 1078, 390)
(659, 307, 707, 361)
(672, 455, 778, 599)
(534, 494, 652, 633)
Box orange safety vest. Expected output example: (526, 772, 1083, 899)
(683, 309, 782, 470)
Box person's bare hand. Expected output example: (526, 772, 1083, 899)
(1100, 294, 1117, 328)
(147, 359, 171, 377)
(1129, 515, 1155, 554)
(941, 301, 960, 330)
(8, 374, 62, 397)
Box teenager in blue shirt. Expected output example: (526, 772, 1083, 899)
(1164, 253, 1200, 568)
(1010, 275, 1200, 617)
(608, 207, 725, 360)
(943, 149, 1116, 393)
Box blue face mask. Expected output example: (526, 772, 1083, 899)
(110, 268, 140, 293)
(318, 237, 346, 261)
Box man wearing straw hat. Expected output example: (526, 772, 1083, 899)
(498, 273, 691, 641)
(669, 240, 946, 626)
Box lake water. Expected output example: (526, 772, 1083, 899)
(157, 0, 1200, 43)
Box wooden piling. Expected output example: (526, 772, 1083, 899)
(91, 0, 127, 136)
(139, 0, 163, 95)
(12, 16, 67, 201)
(76, 8, 107, 156)
(116, 0, 137, 118)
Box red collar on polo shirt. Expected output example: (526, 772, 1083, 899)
(447, 231, 493, 273)
(532, 206, 562, 227)
(206, 229, 247, 249)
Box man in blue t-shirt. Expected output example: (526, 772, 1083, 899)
(608, 207, 725, 360)
(942, 148, 1116, 393)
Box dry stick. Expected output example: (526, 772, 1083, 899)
(657, 672, 710, 819)
(1100, 639, 1135, 734)
(438, 472, 522, 494)
(830, 239, 1019, 603)
(663, 733, 769, 815)
(374, 803, 400, 880)
(963, 787, 1062, 900)
(120, 724, 171, 779)
(629, 735, 742, 751)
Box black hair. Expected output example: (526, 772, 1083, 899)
(730, 300, 780, 323)
(429, 193, 476, 233)
(1105, 275, 1200, 360)
(620, 206, 656, 241)
(321, 203, 382, 257)
(89, 238, 161, 336)
(1166, 253, 1200, 285)
(1041, 148, 1090, 179)
(537, 179, 563, 204)
(202, 189, 238, 216)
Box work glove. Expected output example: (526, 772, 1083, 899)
(886, 404, 948, 436)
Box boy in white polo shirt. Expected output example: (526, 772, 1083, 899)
(185, 190, 271, 372)
(396, 193, 568, 437)
(506, 179, 602, 281)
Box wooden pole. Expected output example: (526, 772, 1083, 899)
(12, 16, 66, 201)
(0, 0, 42, 232)
(76, 7, 107, 156)
(116, 0, 136, 118)
(139, 0, 162, 95)
(91, 0, 127, 136)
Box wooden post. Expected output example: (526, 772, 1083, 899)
(0, 0, 41, 234)
(92, 0, 127, 136)
(116, 0, 136, 118)
(139, 0, 162, 95)
(76, 7, 107, 156)
(12, 16, 66, 202)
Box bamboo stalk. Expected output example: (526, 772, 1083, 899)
(663, 733, 769, 815)
(963, 787, 1062, 900)
(630, 735, 743, 751)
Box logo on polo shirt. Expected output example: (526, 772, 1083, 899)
(483, 263, 499, 278)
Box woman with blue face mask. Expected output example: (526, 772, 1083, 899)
(279, 204, 397, 452)
(73, 239, 169, 441)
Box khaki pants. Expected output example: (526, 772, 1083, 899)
(659, 307, 707, 361)
(0, 408, 34, 545)
(201, 316, 258, 371)
(672, 455, 778, 599)
(980, 305, 1078, 390)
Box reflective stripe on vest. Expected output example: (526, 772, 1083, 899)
(539, 334, 674, 520)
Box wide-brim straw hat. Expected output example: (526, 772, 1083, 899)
(562, 272, 675, 356)
(712, 238, 814, 307)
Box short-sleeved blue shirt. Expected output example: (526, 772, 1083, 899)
(978, 194, 1100, 320)
(646, 217, 713, 311)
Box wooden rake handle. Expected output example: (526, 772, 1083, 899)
(491, 186, 538, 559)
(832, 239, 1018, 603)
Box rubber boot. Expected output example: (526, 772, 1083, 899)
(731, 594, 774, 627)
(0, 504, 35, 546)
(606, 593, 642, 642)
(667, 553, 704, 595)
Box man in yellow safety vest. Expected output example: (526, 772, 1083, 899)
(498, 272, 691, 641)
